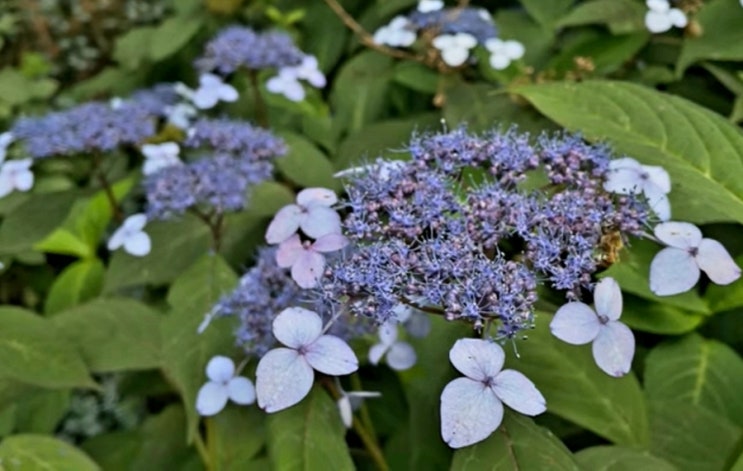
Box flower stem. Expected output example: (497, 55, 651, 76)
(92, 152, 123, 223)
(248, 70, 269, 128)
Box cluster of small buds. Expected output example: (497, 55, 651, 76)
(374, 1, 525, 70)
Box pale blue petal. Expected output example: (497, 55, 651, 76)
(385, 342, 416, 371)
(592, 321, 635, 377)
(448, 338, 504, 382)
(206, 356, 235, 382)
(594, 277, 623, 321)
(300, 206, 342, 239)
(272, 307, 322, 349)
(265, 204, 302, 244)
(305, 335, 359, 375)
(368, 343, 387, 366)
(492, 369, 546, 416)
(196, 382, 229, 416)
(227, 376, 256, 405)
(653, 222, 701, 249)
(440, 377, 503, 449)
(123, 231, 151, 257)
(649, 247, 699, 296)
(697, 238, 742, 286)
(256, 348, 313, 413)
(550, 302, 600, 345)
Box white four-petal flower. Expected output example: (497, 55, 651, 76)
(141, 142, 182, 176)
(192, 73, 239, 109)
(418, 0, 444, 13)
(265, 187, 342, 244)
(266, 68, 306, 102)
(440, 338, 546, 448)
(604, 157, 671, 221)
(107, 213, 151, 257)
(373, 16, 417, 48)
(645, 0, 688, 33)
(165, 103, 198, 129)
(196, 356, 256, 416)
(276, 233, 349, 288)
(0, 158, 33, 198)
(649, 222, 741, 296)
(550, 277, 635, 377)
(484, 38, 525, 70)
(433, 33, 478, 67)
(368, 322, 417, 371)
(0, 131, 15, 161)
(256, 307, 359, 413)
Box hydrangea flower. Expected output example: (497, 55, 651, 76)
(409, 6, 497, 43)
(0, 158, 33, 198)
(107, 214, 151, 257)
(417, 0, 443, 13)
(165, 103, 197, 130)
(649, 222, 741, 296)
(265, 188, 342, 244)
(192, 73, 239, 110)
(276, 233, 349, 288)
(645, 0, 687, 33)
(440, 338, 546, 448)
(141, 142, 181, 176)
(604, 157, 671, 221)
(373, 16, 417, 47)
(368, 322, 417, 371)
(266, 56, 326, 103)
(256, 307, 359, 413)
(196, 356, 256, 416)
(432, 33, 477, 67)
(484, 38, 525, 70)
(550, 277, 635, 377)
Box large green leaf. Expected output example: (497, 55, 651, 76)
(505, 315, 648, 446)
(677, 0, 743, 74)
(514, 80, 743, 224)
(113, 26, 157, 69)
(556, 0, 645, 34)
(13, 389, 70, 434)
(648, 399, 742, 471)
(208, 406, 265, 470)
(574, 446, 676, 471)
(0, 434, 100, 471)
(520, 0, 574, 28)
(51, 298, 162, 372)
(450, 412, 579, 470)
(645, 334, 743, 428)
(149, 16, 203, 62)
(160, 254, 238, 442)
(275, 132, 339, 190)
(44, 258, 105, 315)
(266, 386, 354, 471)
(0, 191, 78, 256)
(0, 307, 94, 389)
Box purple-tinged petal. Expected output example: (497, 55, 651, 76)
(291, 250, 326, 289)
(448, 338, 504, 382)
(550, 302, 600, 345)
(272, 307, 322, 349)
(265, 204, 302, 244)
(312, 233, 348, 253)
(227, 376, 256, 405)
(276, 234, 304, 268)
(256, 348, 314, 413)
(305, 335, 359, 375)
(654, 222, 702, 249)
(385, 342, 416, 371)
(492, 369, 546, 416)
(196, 382, 229, 416)
(440, 377, 503, 449)
(297, 188, 337, 207)
(206, 356, 235, 382)
(649, 247, 700, 296)
(368, 343, 388, 366)
(594, 277, 623, 321)
(697, 238, 741, 285)
(592, 321, 635, 377)
(301, 206, 342, 239)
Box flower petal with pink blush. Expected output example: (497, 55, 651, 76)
(290, 250, 326, 288)
(265, 204, 302, 244)
(276, 234, 304, 268)
(297, 187, 338, 207)
(301, 206, 342, 239)
(312, 233, 349, 253)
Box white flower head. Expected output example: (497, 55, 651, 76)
(368, 322, 417, 371)
(266, 68, 306, 102)
(645, 0, 688, 33)
(276, 233, 349, 289)
(107, 213, 151, 257)
(196, 356, 256, 416)
(256, 307, 359, 413)
(293, 55, 326, 88)
(0, 159, 33, 199)
(604, 157, 671, 221)
(192, 73, 239, 109)
(265, 188, 342, 244)
(649, 222, 741, 296)
(432, 33, 478, 67)
(550, 277, 635, 377)
(373, 16, 417, 48)
(141, 142, 181, 176)
(165, 103, 198, 129)
(484, 38, 525, 70)
(440, 338, 546, 448)
(418, 0, 444, 13)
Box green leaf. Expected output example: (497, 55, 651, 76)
(520, 0, 574, 28)
(514, 80, 743, 224)
(160, 254, 238, 442)
(149, 16, 203, 62)
(556, 0, 645, 34)
(209, 406, 266, 470)
(275, 132, 339, 190)
(505, 314, 648, 446)
(13, 389, 70, 434)
(677, 0, 743, 74)
(130, 405, 201, 470)
(0, 191, 78, 256)
(266, 386, 354, 471)
(0, 434, 100, 470)
(44, 258, 105, 315)
(51, 298, 162, 372)
(331, 51, 394, 134)
(619, 296, 705, 335)
(645, 334, 743, 428)
(245, 181, 295, 218)
(81, 431, 142, 471)
(574, 446, 677, 471)
(113, 26, 156, 69)
(546, 32, 649, 75)
(302, 2, 349, 72)
(705, 255, 743, 313)
(0, 307, 94, 389)
(393, 62, 440, 94)
(34, 228, 91, 258)
(450, 412, 579, 470)
(648, 399, 742, 471)
(0, 69, 33, 105)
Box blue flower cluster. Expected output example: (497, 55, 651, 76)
(195, 26, 304, 75)
(409, 7, 498, 43)
(321, 127, 650, 338)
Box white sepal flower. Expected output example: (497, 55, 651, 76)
(550, 277, 635, 377)
(192, 73, 239, 109)
(266, 68, 306, 102)
(256, 307, 359, 413)
(373, 16, 417, 48)
(165, 103, 197, 129)
(141, 142, 181, 176)
(293, 55, 326, 88)
(334, 160, 406, 181)
(645, 0, 688, 33)
(196, 356, 256, 416)
(484, 38, 525, 70)
(265, 188, 342, 244)
(368, 322, 417, 371)
(276, 233, 349, 289)
(604, 157, 671, 221)
(440, 339, 546, 448)
(418, 0, 444, 12)
(107, 213, 151, 257)
(0, 158, 33, 198)
(432, 33, 478, 67)
(649, 222, 741, 296)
